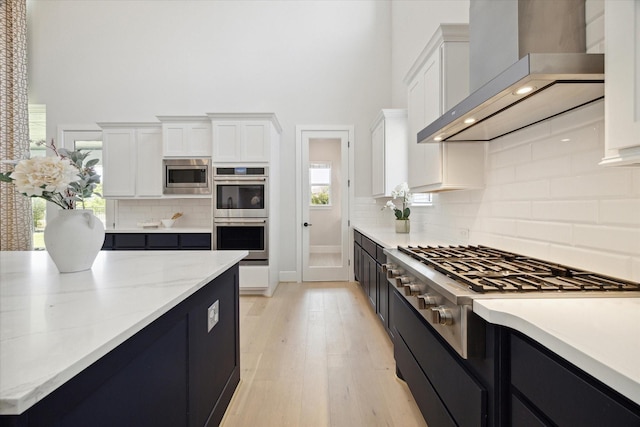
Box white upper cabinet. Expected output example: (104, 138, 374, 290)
(208, 113, 282, 163)
(371, 109, 408, 198)
(158, 116, 212, 157)
(405, 24, 485, 192)
(600, 0, 640, 166)
(99, 123, 162, 198)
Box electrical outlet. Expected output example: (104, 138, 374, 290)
(207, 300, 219, 332)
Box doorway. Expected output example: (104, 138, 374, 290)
(296, 126, 353, 282)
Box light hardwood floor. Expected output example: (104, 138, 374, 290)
(221, 281, 427, 427)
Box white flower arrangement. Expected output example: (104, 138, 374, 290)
(382, 182, 412, 220)
(0, 139, 101, 209)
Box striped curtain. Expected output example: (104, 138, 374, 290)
(0, 0, 33, 251)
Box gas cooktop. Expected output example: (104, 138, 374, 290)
(397, 245, 640, 294)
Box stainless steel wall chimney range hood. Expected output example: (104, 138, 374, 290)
(418, 0, 604, 144)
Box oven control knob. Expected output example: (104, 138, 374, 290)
(404, 283, 421, 296)
(418, 294, 437, 309)
(430, 306, 454, 326)
(381, 263, 395, 273)
(395, 275, 411, 287)
(387, 268, 404, 279)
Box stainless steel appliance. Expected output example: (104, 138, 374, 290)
(213, 167, 268, 218)
(384, 245, 640, 359)
(213, 218, 268, 265)
(163, 158, 211, 195)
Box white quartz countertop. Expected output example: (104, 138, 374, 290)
(474, 298, 640, 406)
(0, 250, 247, 415)
(353, 223, 455, 248)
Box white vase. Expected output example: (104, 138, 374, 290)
(395, 219, 410, 233)
(44, 209, 105, 273)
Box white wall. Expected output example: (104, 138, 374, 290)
(26, 0, 393, 274)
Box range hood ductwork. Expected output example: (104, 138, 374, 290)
(418, 0, 604, 144)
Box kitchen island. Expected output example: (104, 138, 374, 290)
(0, 250, 247, 427)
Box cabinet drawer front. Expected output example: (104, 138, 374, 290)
(361, 236, 377, 258)
(113, 233, 146, 249)
(354, 230, 362, 246)
(395, 329, 456, 427)
(376, 245, 386, 264)
(392, 290, 486, 427)
(148, 234, 180, 249)
(511, 333, 640, 426)
(180, 233, 212, 249)
(511, 394, 549, 427)
(102, 234, 114, 250)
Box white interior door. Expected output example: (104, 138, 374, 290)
(300, 129, 350, 281)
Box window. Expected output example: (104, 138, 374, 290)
(309, 162, 331, 206)
(411, 192, 432, 206)
(28, 104, 47, 249)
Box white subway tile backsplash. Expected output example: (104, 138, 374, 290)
(116, 198, 212, 228)
(531, 200, 599, 223)
(489, 143, 532, 169)
(550, 170, 634, 199)
(531, 122, 601, 161)
(600, 199, 640, 225)
(486, 166, 515, 186)
(500, 180, 550, 200)
(489, 201, 531, 219)
(515, 155, 571, 181)
(549, 244, 634, 280)
(574, 224, 640, 255)
(570, 148, 607, 175)
(516, 220, 573, 244)
(367, 101, 640, 281)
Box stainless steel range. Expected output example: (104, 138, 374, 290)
(384, 245, 640, 359)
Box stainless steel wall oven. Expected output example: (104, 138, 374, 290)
(213, 167, 268, 218)
(213, 218, 268, 265)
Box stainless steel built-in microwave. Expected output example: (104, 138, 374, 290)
(163, 158, 211, 195)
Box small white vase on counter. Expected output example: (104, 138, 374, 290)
(395, 219, 410, 233)
(44, 209, 105, 273)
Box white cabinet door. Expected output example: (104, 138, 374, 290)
(212, 123, 241, 161)
(161, 119, 211, 157)
(188, 122, 212, 156)
(102, 129, 136, 197)
(212, 121, 270, 162)
(421, 52, 444, 190)
(601, 0, 640, 166)
(136, 127, 163, 197)
(242, 123, 269, 162)
(405, 24, 483, 192)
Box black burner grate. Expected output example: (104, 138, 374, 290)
(398, 245, 640, 294)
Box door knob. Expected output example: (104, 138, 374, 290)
(303, 222, 312, 227)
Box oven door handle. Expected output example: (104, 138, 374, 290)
(214, 177, 266, 183)
(215, 219, 267, 225)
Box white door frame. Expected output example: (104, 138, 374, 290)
(295, 125, 354, 282)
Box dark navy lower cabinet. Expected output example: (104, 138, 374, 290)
(391, 289, 491, 427)
(0, 265, 240, 427)
(102, 233, 212, 251)
(510, 331, 640, 427)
